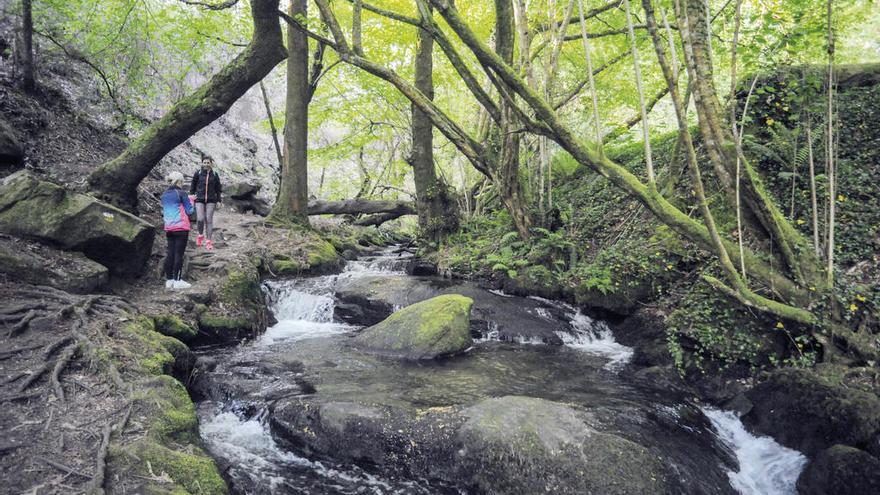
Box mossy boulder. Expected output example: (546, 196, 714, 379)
(797, 444, 880, 495)
(352, 294, 474, 359)
(0, 171, 155, 275)
(744, 367, 880, 455)
(108, 439, 226, 495)
(196, 265, 267, 344)
(105, 323, 225, 494)
(455, 396, 676, 494)
(303, 237, 342, 274)
(151, 314, 198, 342)
(0, 234, 108, 292)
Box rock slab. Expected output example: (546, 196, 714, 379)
(0, 171, 155, 276)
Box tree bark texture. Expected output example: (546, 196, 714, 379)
(21, 0, 35, 92)
(271, 0, 310, 225)
(86, 0, 286, 210)
(308, 199, 415, 216)
(411, 5, 457, 243)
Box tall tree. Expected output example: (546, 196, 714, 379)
(21, 0, 35, 92)
(86, 0, 286, 210)
(410, 3, 458, 243)
(270, 0, 310, 225)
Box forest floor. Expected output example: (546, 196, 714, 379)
(0, 209, 334, 494)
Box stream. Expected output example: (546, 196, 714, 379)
(193, 248, 807, 494)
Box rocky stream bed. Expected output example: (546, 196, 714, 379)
(190, 248, 808, 495)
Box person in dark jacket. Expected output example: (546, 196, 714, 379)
(161, 171, 194, 289)
(189, 155, 222, 251)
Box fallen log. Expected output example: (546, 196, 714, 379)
(308, 199, 416, 216)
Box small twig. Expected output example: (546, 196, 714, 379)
(0, 344, 43, 360)
(37, 456, 92, 479)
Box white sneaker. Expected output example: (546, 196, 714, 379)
(173, 280, 192, 289)
(165, 280, 174, 289)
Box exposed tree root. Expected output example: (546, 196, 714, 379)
(0, 344, 42, 361)
(88, 422, 112, 495)
(18, 345, 76, 393)
(51, 345, 78, 402)
(43, 336, 75, 360)
(1, 391, 43, 402)
(7, 310, 39, 337)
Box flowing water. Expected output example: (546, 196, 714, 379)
(195, 247, 807, 494)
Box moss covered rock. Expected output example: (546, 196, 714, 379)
(152, 314, 198, 342)
(797, 444, 880, 495)
(196, 265, 267, 344)
(455, 396, 676, 494)
(352, 294, 473, 359)
(0, 171, 155, 275)
(744, 367, 880, 455)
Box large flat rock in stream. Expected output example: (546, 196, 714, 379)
(269, 394, 734, 495)
(334, 275, 570, 344)
(0, 171, 155, 276)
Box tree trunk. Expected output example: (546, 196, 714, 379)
(21, 0, 35, 92)
(259, 81, 283, 180)
(411, 5, 458, 244)
(86, 0, 286, 210)
(494, 0, 532, 239)
(270, 0, 310, 225)
(308, 199, 415, 216)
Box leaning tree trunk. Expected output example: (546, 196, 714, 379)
(270, 0, 310, 225)
(86, 0, 286, 210)
(21, 0, 35, 92)
(411, 4, 458, 244)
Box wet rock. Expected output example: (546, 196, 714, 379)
(574, 277, 654, 316)
(613, 307, 671, 367)
(501, 265, 561, 300)
(797, 445, 880, 495)
(334, 275, 568, 344)
(195, 264, 268, 345)
(405, 259, 438, 276)
(0, 171, 155, 276)
(352, 295, 474, 360)
(0, 234, 108, 293)
(744, 367, 880, 455)
(454, 396, 677, 495)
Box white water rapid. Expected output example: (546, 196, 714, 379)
(704, 407, 808, 495)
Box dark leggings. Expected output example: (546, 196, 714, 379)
(164, 231, 189, 280)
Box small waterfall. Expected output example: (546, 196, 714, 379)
(343, 247, 411, 275)
(559, 310, 633, 369)
(703, 408, 807, 495)
(260, 278, 353, 346)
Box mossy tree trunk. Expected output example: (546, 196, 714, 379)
(269, 0, 310, 226)
(86, 0, 286, 210)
